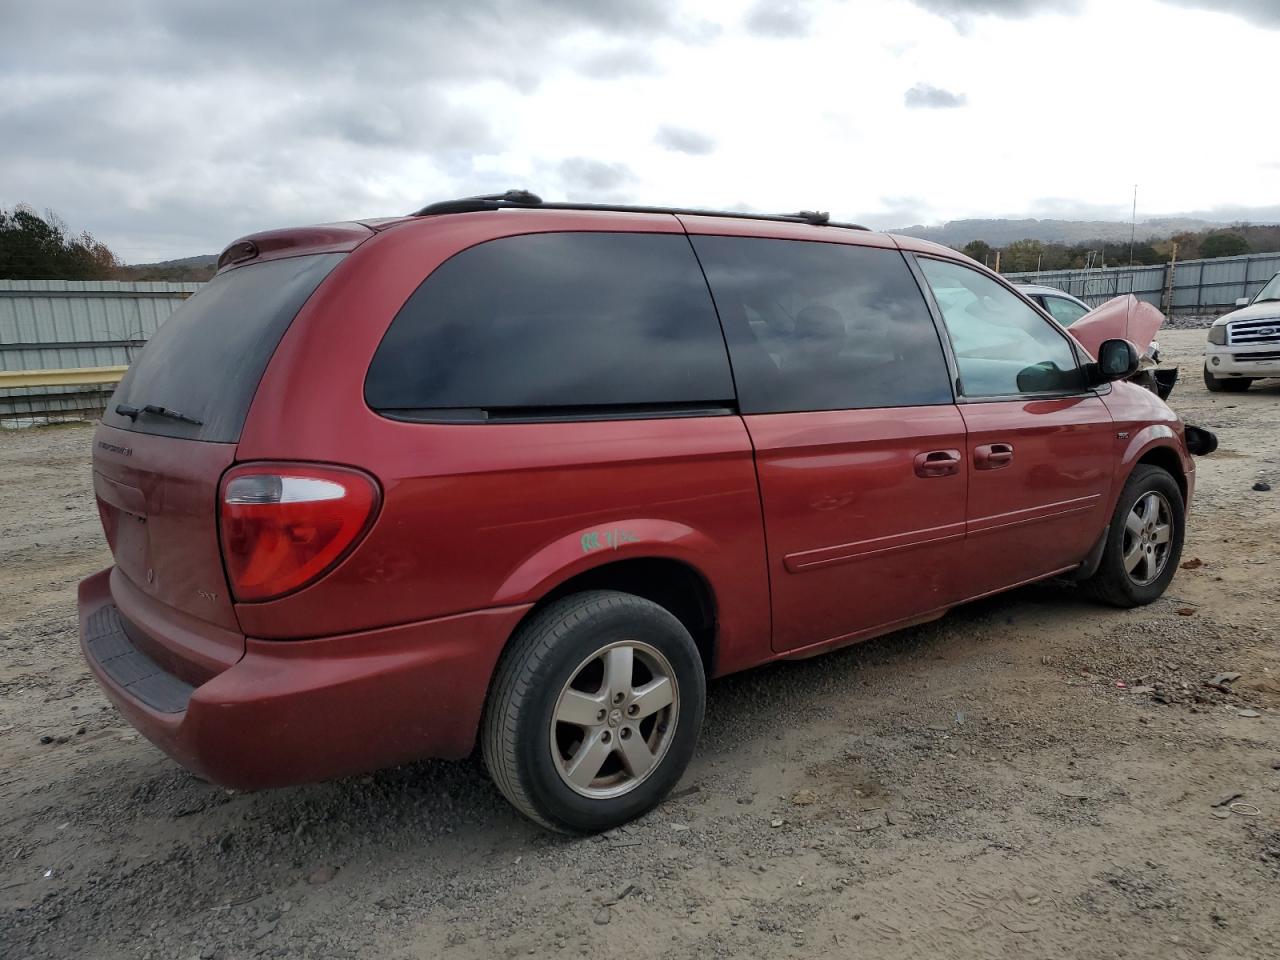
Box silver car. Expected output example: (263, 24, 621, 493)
(1016, 283, 1093, 328)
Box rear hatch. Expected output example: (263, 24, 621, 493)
(93, 251, 347, 668)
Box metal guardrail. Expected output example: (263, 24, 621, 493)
(0, 366, 126, 389)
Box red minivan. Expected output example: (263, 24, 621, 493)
(80, 192, 1202, 832)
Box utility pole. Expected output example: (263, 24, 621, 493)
(1129, 184, 1138, 266)
(994, 250, 1001, 273)
(1163, 241, 1179, 316)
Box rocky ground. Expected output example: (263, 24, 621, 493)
(1, 328, 1278, 960)
(1161, 314, 1218, 331)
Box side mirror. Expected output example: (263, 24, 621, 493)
(1016, 361, 1072, 393)
(1090, 338, 1140, 386)
(1236, 297, 1252, 307)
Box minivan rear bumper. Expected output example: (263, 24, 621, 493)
(78, 568, 531, 789)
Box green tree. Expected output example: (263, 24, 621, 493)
(1001, 238, 1045, 273)
(1199, 231, 1250, 259)
(961, 239, 992, 265)
(0, 205, 120, 280)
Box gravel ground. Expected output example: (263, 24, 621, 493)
(1162, 314, 1219, 331)
(2, 328, 1279, 960)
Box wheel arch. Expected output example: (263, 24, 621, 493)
(488, 518, 729, 677)
(519, 556, 718, 677)
(1119, 426, 1189, 504)
(1134, 442, 1188, 503)
(1069, 446, 1185, 584)
(474, 554, 719, 759)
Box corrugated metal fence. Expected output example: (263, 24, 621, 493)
(1006, 250, 1280, 316)
(0, 279, 201, 421)
(4, 251, 1280, 421)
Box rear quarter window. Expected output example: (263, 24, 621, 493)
(103, 253, 344, 442)
(364, 232, 735, 420)
(691, 236, 954, 414)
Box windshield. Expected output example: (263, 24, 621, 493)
(1252, 272, 1280, 303)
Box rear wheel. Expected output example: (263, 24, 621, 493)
(1204, 364, 1251, 392)
(1081, 465, 1184, 607)
(482, 590, 705, 833)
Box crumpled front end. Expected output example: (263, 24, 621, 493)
(1068, 295, 1165, 359)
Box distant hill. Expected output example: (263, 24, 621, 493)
(136, 254, 217, 270)
(116, 253, 217, 282)
(890, 217, 1258, 247)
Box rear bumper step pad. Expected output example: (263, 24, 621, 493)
(85, 604, 194, 714)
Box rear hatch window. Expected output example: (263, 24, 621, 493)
(103, 253, 344, 442)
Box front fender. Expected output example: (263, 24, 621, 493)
(1118, 424, 1177, 474)
(1115, 426, 1195, 514)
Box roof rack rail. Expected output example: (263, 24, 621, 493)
(409, 191, 868, 231)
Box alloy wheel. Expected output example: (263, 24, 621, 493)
(1122, 490, 1173, 586)
(550, 641, 679, 799)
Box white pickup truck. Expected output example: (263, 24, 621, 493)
(1204, 271, 1280, 392)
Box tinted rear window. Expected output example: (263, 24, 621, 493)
(103, 254, 343, 442)
(365, 232, 735, 420)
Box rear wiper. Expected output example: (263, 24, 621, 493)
(115, 402, 203, 426)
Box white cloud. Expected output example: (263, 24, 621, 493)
(655, 125, 718, 155)
(743, 0, 813, 37)
(1, 0, 1277, 261)
(903, 83, 968, 108)
(1161, 0, 1280, 26)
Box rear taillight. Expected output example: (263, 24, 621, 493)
(218, 463, 379, 602)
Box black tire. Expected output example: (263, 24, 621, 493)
(482, 590, 705, 833)
(1081, 465, 1185, 608)
(1204, 365, 1251, 392)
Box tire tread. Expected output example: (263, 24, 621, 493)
(482, 590, 678, 832)
(1080, 464, 1183, 608)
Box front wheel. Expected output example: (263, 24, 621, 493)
(1204, 364, 1251, 392)
(482, 590, 705, 833)
(1081, 465, 1185, 607)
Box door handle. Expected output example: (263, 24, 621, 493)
(914, 449, 962, 478)
(975, 442, 1014, 470)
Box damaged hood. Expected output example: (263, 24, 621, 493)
(1066, 295, 1164, 360)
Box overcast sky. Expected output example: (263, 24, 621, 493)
(3, 0, 1278, 262)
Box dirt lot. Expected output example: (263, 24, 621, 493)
(2, 327, 1279, 960)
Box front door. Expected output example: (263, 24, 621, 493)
(915, 256, 1116, 599)
(956, 397, 1114, 596)
(690, 233, 967, 653)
